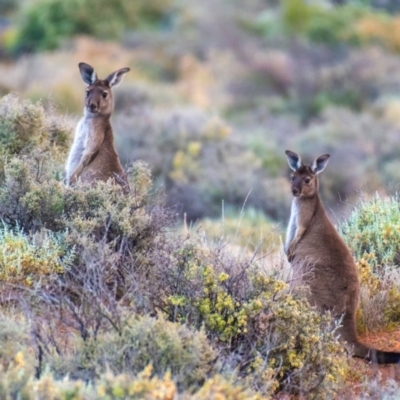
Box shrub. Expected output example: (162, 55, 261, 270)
(0, 224, 73, 286)
(30, 238, 347, 398)
(0, 93, 70, 157)
(46, 314, 217, 391)
(339, 194, 400, 331)
(247, 4, 395, 123)
(0, 152, 159, 237)
(16, 188, 346, 398)
(339, 194, 400, 268)
(0, 314, 35, 397)
(150, 239, 347, 398)
(356, 376, 400, 399)
(0, 364, 266, 400)
(192, 375, 265, 400)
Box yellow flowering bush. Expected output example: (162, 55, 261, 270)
(0, 225, 73, 286)
(159, 243, 347, 398)
(2, 365, 268, 400)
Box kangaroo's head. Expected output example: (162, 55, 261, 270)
(78, 62, 130, 116)
(285, 150, 330, 198)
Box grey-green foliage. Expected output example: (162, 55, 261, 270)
(46, 314, 217, 391)
(0, 93, 69, 157)
(0, 315, 35, 397)
(0, 223, 74, 286)
(0, 154, 157, 239)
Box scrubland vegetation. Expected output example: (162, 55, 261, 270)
(0, 94, 349, 398)
(2, 0, 400, 398)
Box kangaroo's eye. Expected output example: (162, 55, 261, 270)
(290, 176, 295, 182)
(304, 178, 311, 184)
(85, 90, 90, 97)
(102, 91, 108, 99)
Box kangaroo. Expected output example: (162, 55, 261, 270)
(65, 62, 130, 191)
(284, 150, 400, 364)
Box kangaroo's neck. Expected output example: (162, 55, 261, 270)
(295, 194, 322, 225)
(80, 113, 113, 136)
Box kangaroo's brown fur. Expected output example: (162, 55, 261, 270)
(65, 62, 130, 191)
(285, 150, 400, 364)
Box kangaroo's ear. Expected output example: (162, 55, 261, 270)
(285, 150, 302, 171)
(105, 67, 130, 87)
(79, 62, 97, 85)
(311, 154, 330, 174)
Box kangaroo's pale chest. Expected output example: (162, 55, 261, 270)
(285, 200, 300, 252)
(77, 118, 97, 147)
(65, 118, 97, 179)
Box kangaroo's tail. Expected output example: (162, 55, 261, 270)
(354, 343, 400, 364)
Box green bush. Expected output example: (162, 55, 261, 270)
(255, 0, 371, 47)
(13, 0, 177, 53)
(339, 194, 400, 268)
(339, 194, 400, 331)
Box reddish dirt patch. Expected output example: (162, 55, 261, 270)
(337, 331, 400, 399)
(360, 330, 400, 353)
(359, 330, 400, 383)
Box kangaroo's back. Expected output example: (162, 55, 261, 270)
(65, 62, 130, 191)
(284, 150, 400, 364)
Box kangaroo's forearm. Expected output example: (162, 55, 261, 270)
(69, 148, 100, 181)
(287, 225, 307, 260)
(285, 221, 296, 254)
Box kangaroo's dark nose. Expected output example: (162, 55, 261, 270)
(89, 103, 97, 112)
(292, 187, 300, 197)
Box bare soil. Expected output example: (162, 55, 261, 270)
(337, 331, 400, 399)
